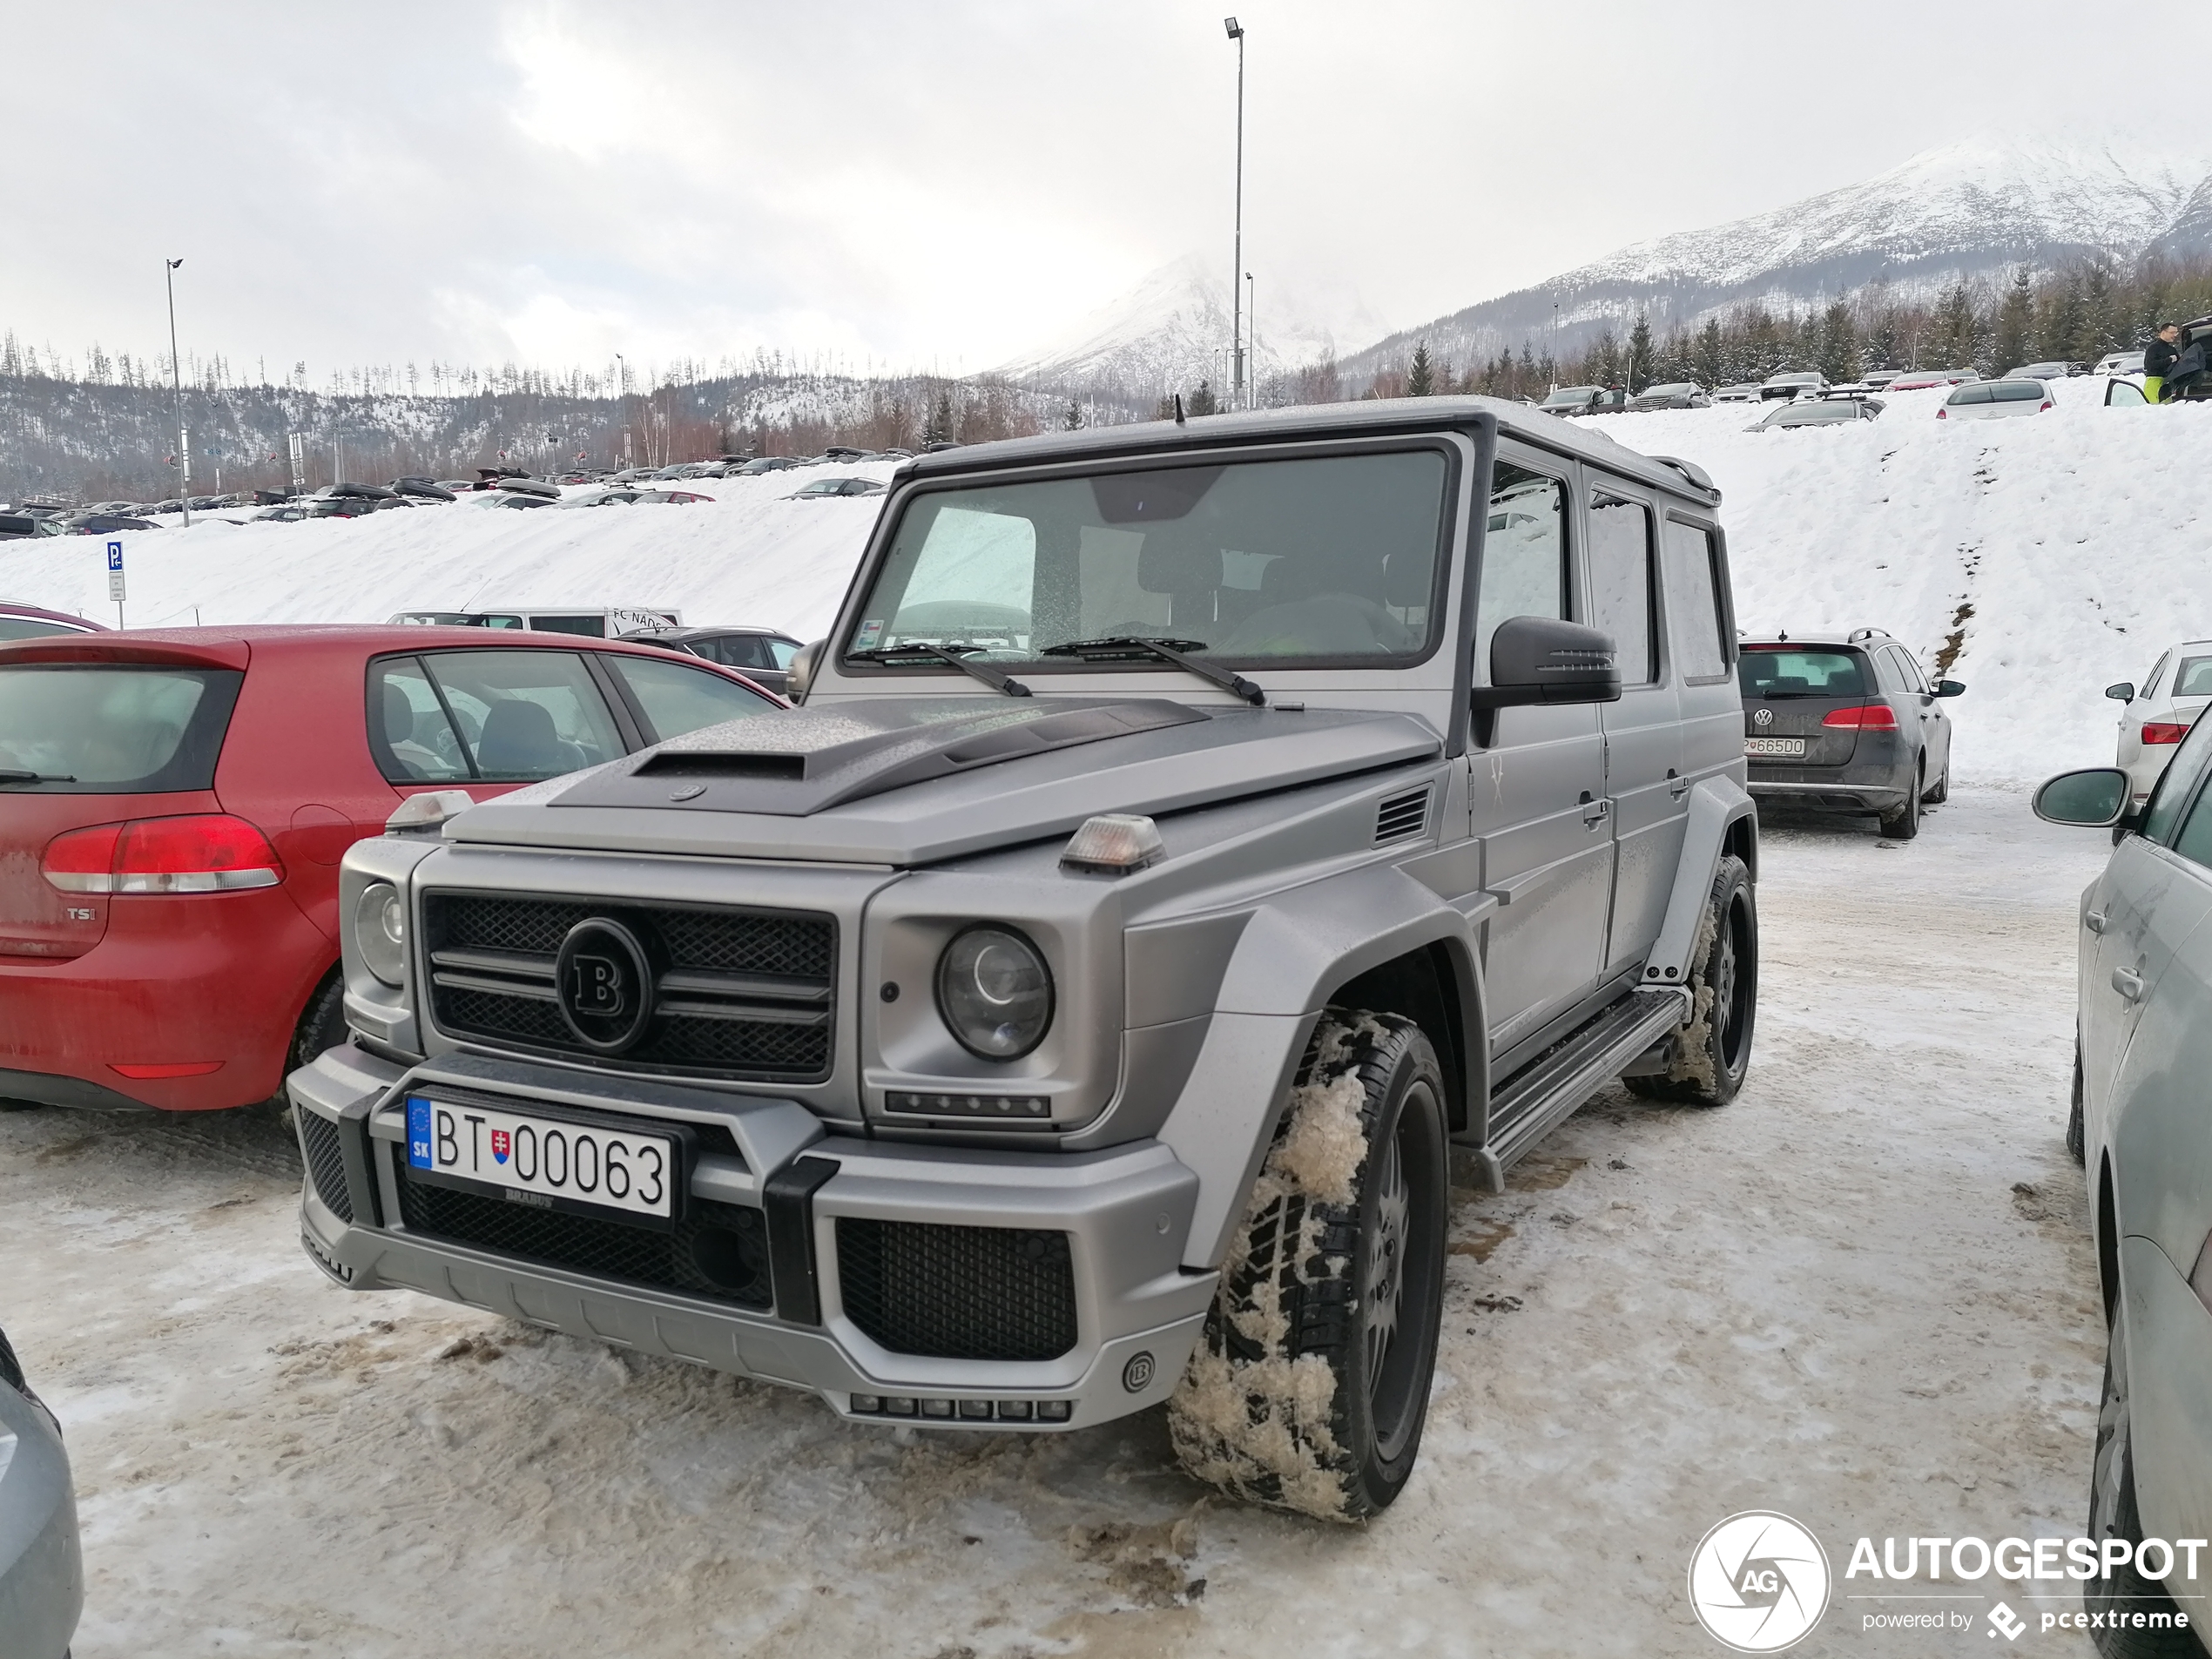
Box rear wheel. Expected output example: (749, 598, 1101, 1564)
(1169, 1009, 1447, 1521)
(2086, 1305, 2199, 1656)
(1924, 759, 1950, 805)
(1879, 768, 1923, 840)
(1627, 854, 1757, 1107)
(287, 969, 347, 1077)
(2067, 1043, 2087, 1166)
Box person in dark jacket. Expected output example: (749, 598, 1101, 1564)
(2145, 322, 2182, 401)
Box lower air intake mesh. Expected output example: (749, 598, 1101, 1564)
(395, 1157, 772, 1310)
(297, 1109, 354, 1224)
(835, 1219, 1076, 1361)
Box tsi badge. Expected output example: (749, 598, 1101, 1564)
(1689, 1511, 1832, 1653)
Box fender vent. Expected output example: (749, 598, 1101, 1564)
(1374, 786, 1432, 845)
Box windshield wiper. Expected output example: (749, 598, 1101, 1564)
(1040, 636, 1266, 706)
(845, 644, 1031, 697)
(0, 770, 77, 784)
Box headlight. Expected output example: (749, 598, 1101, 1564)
(935, 927, 1053, 1060)
(354, 881, 408, 987)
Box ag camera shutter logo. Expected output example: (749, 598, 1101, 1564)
(1688, 1511, 1831, 1652)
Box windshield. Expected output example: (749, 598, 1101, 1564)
(1738, 648, 1865, 698)
(1642, 384, 1695, 396)
(843, 448, 1451, 669)
(1768, 403, 1858, 424)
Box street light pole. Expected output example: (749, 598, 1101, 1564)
(165, 259, 190, 526)
(1246, 270, 1255, 403)
(1225, 17, 1244, 412)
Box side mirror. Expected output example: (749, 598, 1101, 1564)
(2033, 767, 2133, 828)
(2105, 682, 2135, 702)
(786, 638, 825, 704)
(1473, 616, 1622, 710)
(1933, 679, 1966, 698)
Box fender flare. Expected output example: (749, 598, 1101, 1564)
(1158, 861, 1482, 1268)
(1641, 776, 1757, 988)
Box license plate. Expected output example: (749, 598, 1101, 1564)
(1744, 737, 1805, 757)
(405, 1095, 681, 1226)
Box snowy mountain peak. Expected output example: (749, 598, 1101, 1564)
(1338, 130, 2212, 381)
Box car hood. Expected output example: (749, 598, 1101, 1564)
(447, 696, 1443, 867)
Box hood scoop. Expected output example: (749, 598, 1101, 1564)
(568, 697, 1210, 816)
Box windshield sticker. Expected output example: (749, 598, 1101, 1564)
(855, 619, 884, 650)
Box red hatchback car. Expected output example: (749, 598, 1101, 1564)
(0, 625, 783, 1111)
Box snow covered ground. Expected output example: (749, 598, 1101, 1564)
(0, 789, 2113, 1656)
(3, 378, 2202, 781)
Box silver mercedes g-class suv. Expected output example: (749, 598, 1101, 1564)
(291, 397, 1757, 1521)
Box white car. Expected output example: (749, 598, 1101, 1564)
(2095, 351, 2148, 376)
(2110, 641, 2212, 807)
(1937, 378, 2053, 421)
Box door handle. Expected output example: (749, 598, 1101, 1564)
(2111, 965, 2146, 1001)
(2085, 909, 2107, 934)
(1581, 796, 1611, 826)
(1668, 769, 1689, 799)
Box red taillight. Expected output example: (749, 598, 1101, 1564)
(1822, 705, 1899, 730)
(1936, 407, 1947, 418)
(2040, 401, 2054, 411)
(43, 815, 284, 894)
(2142, 722, 2191, 745)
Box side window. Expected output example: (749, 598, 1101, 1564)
(1896, 649, 1931, 694)
(605, 655, 779, 743)
(527, 615, 607, 637)
(2144, 712, 2212, 846)
(1660, 520, 1729, 681)
(418, 651, 626, 781)
(767, 639, 799, 670)
(2172, 761, 2212, 868)
(2144, 651, 2172, 699)
(1871, 649, 1907, 696)
(1475, 462, 1568, 679)
(368, 656, 470, 783)
(1586, 492, 1656, 685)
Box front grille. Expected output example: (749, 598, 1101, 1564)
(836, 1219, 1076, 1361)
(297, 1109, 354, 1223)
(422, 892, 835, 1081)
(395, 1152, 772, 1309)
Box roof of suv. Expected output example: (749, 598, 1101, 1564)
(896, 395, 1723, 509)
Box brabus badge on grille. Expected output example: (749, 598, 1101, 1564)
(554, 918, 656, 1053)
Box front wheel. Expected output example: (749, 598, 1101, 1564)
(1169, 1010, 1447, 1521)
(1627, 854, 1757, 1107)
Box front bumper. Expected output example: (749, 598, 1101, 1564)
(289, 1044, 1214, 1431)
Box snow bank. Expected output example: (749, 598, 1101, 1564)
(1601, 376, 2211, 779)
(0, 464, 900, 644)
(5, 381, 2202, 779)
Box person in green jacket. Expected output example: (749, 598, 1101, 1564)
(2144, 322, 2182, 402)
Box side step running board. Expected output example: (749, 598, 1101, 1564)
(1467, 988, 1692, 1192)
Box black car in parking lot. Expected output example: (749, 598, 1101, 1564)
(1738, 628, 1963, 839)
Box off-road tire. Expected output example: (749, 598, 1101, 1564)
(1168, 1009, 1447, 1522)
(288, 969, 347, 1076)
(2086, 1305, 2200, 1656)
(1879, 767, 1923, 840)
(1626, 854, 1757, 1108)
(2067, 1043, 2087, 1166)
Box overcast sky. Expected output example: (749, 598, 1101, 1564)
(7, 0, 2212, 384)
